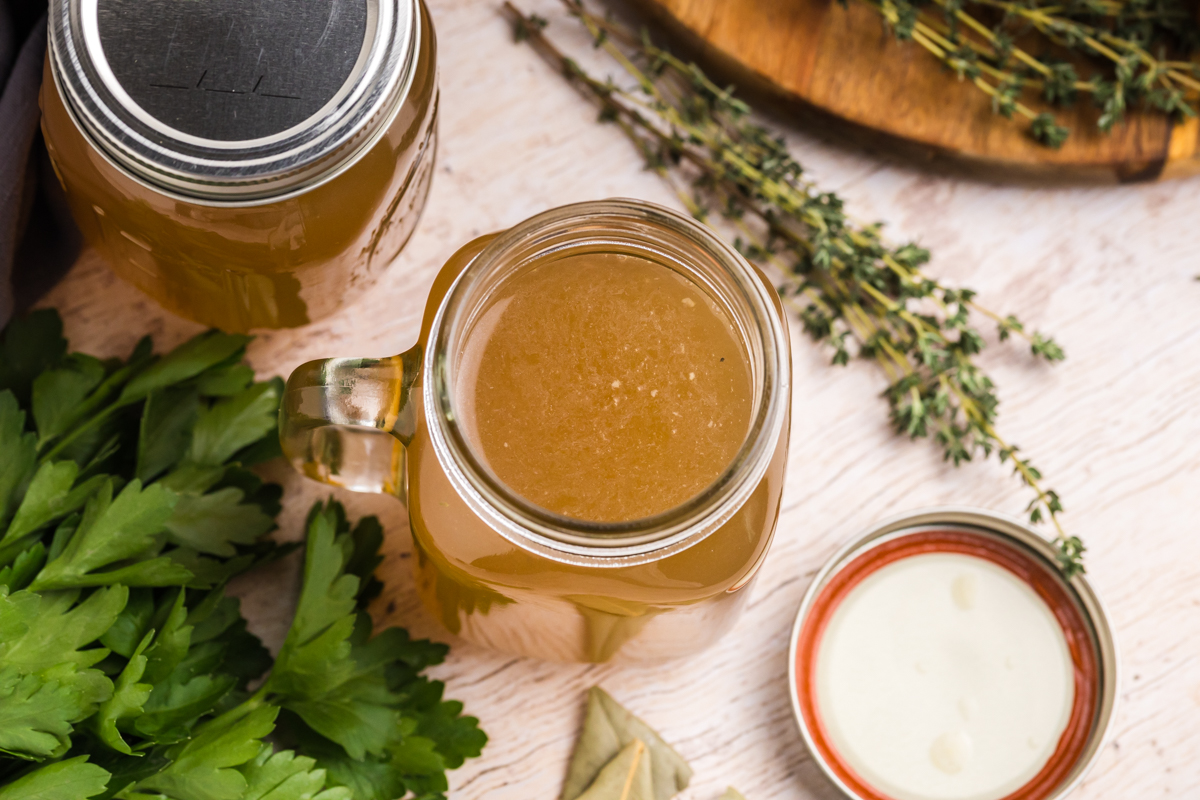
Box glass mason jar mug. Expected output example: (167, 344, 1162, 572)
(40, 0, 438, 332)
(280, 199, 792, 663)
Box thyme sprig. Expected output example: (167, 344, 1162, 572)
(505, 1, 1085, 575)
(864, 0, 1200, 146)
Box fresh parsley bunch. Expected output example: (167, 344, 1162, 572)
(0, 310, 485, 799)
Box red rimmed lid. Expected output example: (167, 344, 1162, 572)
(793, 528, 1101, 800)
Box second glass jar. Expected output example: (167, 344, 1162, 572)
(41, 0, 438, 331)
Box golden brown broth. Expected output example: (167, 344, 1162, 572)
(457, 252, 753, 522)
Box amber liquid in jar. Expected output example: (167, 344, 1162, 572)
(459, 252, 753, 521)
(39, 1, 438, 332)
(405, 241, 790, 663)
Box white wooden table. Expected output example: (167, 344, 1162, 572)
(43, 1, 1200, 797)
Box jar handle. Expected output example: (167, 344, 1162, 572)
(278, 346, 422, 496)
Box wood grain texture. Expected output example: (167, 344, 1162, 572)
(37, 1, 1200, 797)
(647, 0, 1200, 182)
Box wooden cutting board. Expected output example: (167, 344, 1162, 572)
(643, 0, 1200, 181)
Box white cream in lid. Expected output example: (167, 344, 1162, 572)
(814, 552, 1075, 800)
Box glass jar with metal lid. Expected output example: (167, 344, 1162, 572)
(40, 0, 438, 331)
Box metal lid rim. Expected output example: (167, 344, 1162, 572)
(47, 0, 420, 201)
(787, 505, 1119, 800)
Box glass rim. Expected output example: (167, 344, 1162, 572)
(424, 198, 790, 563)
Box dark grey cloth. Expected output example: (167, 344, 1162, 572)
(0, 0, 81, 328)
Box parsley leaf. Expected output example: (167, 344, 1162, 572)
(268, 506, 369, 755)
(90, 633, 154, 755)
(0, 309, 68, 408)
(239, 747, 351, 800)
(287, 717, 460, 800)
(127, 703, 278, 800)
(136, 672, 238, 744)
(407, 691, 489, 771)
(130, 591, 250, 743)
(269, 502, 487, 793)
(0, 756, 109, 800)
(195, 365, 255, 398)
(0, 392, 37, 527)
(141, 590, 192, 686)
(0, 545, 45, 592)
(100, 588, 156, 659)
(31, 480, 188, 591)
(0, 586, 126, 754)
(188, 382, 281, 467)
(165, 489, 274, 558)
(137, 387, 201, 483)
(0, 585, 126, 677)
(0, 665, 91, 759)
(118, 331, 251, 407)
(32, 354, 108, 446)
(4, 461, 105, 546)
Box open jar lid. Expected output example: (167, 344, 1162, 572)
(788, 507, 1118, 800)
(48, 0, 420, 202)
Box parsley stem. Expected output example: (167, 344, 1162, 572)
(38, 405, 119, 465)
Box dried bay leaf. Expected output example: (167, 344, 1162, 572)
(576, 739, 654, 800)
(561, 687, 692, 800)
(561, 688, 623, 800)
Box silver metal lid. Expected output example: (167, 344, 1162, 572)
(48, 0, 420, 202)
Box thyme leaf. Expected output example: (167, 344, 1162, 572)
(862, 0, 1200, 145)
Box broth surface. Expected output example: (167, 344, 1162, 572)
(456, 251, 753, 522)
